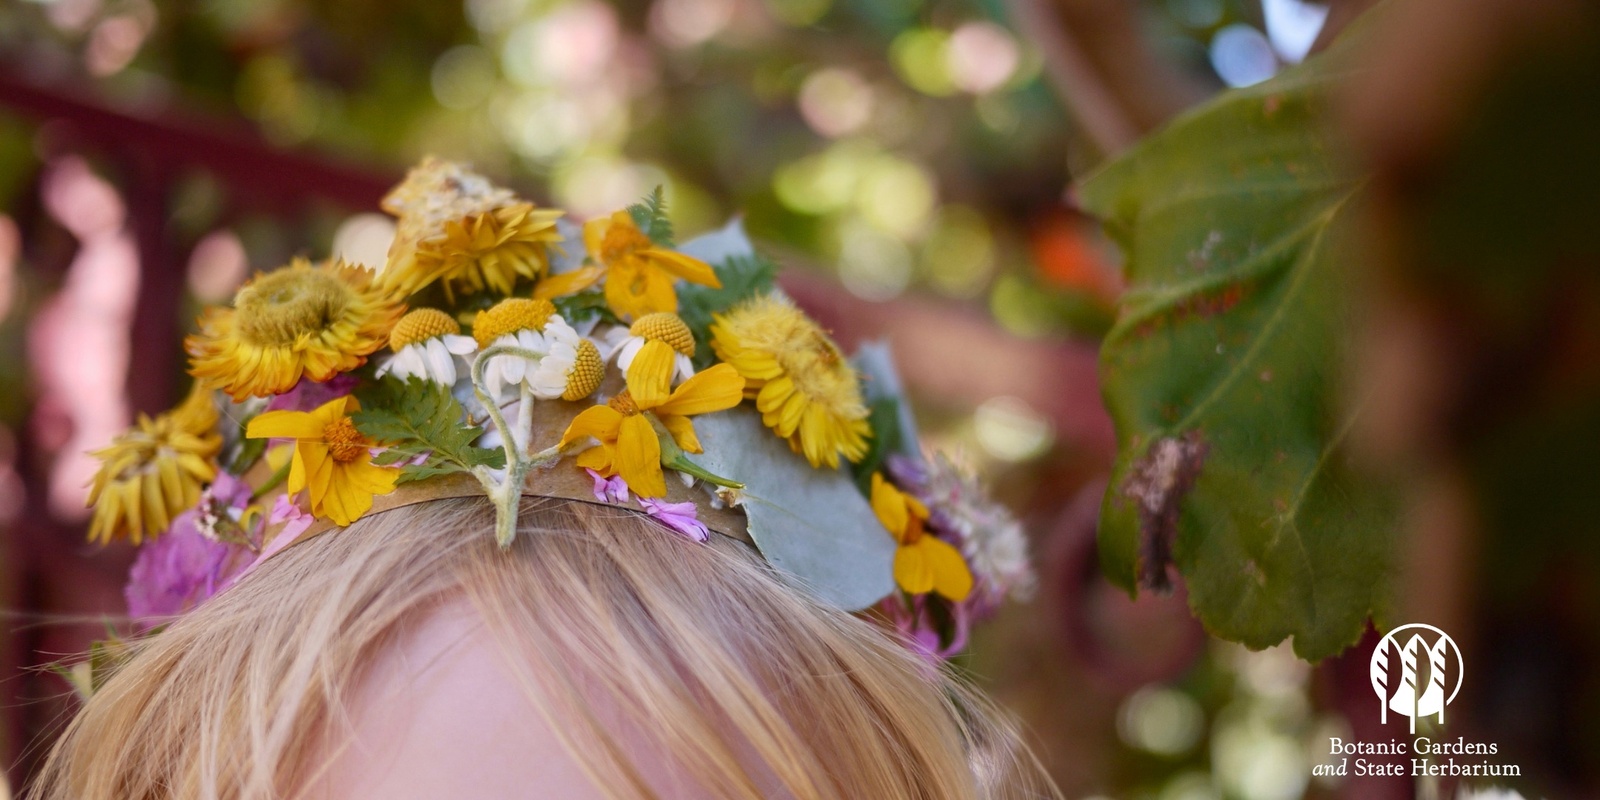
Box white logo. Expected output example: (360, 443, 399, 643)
(1369, 623, 1463, 733)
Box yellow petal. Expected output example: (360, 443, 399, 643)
(920, 537, 975, 602)
(247, 410, 323, 441)
(616, 413, 666, 498)
(870, 473, 907, 541)
(893, 544, 934, 595)
(576, 445, 615, 473)
(625, 339, 677, 409)
(561, 405, 624, 448)
(583, 216, 611, 262)
(653, 364, 744, 417)
(603, 264, 646, 321)
(643, 248, 720, 287)
(640, 265, 679, 315)
(533, 265, 604, 299)
(658, 413, 702, 454)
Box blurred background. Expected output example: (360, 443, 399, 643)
(0, 0, 1596, 797)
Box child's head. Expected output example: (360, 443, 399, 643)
(33, 498, 1053, 800)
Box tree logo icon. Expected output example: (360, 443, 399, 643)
(1369, 623, 1463, 734)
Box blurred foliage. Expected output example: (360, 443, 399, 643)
(1082, 23, 1395, 662)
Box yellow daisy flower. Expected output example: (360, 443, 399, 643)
(186, 258, 402, 401)
(559, 364, 744, 498)
(584, 210, 720, 320)
(709, 293, 871, 469)
(378, 158, 564, 302)
(245, 396, 400, 527)
(871, 473, 973, 601)
(86, 385, 222, 544)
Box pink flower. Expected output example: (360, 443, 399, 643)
(639, 498, 709, 543)
(124, 473, 256, 625)
(586, 468, 630, 504)
(877, 593, 972, 662)
(229, 495, 316, 585)
(266, 374, 358, 412)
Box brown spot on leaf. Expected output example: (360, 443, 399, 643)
(1120, 431, 1210, 594)
(1135, 282, 1251, 337)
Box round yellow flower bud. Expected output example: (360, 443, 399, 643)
(629, 312, 696, 357)
(562, 339, 604, 402)
(473, 298, 556, 349)
(389, 308, 462, 350)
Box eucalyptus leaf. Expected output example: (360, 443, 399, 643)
(694, 408, 896, 611)
(1080, 27, 1396, 660)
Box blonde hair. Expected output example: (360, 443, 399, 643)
(29, 498, 1056, 800)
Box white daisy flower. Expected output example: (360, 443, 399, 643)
(613, 312, 697, 392)
(377, 308, 477, 387)
(472, 299, 604, 403)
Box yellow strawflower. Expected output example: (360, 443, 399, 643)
(377, 158, 565, 301)
(186, 258, 402, 401)
(709, 294, 871, 469)
(559, 364, 744, 498)
(871, 473, 972, 601)
(245, 396, 400, 527)
(86, 385, 222, 544)
(584, 210, 720, 320)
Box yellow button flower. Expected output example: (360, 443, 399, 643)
(245, 396, 400, 527)
(559, 364, 744, 498)
(584, 210, 720, 320)
(871, 473, 973, 601)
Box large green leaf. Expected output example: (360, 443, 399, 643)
(1080, 37, 1397, 660)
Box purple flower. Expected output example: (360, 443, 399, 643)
(639, 497, 709, 543)
(877, 593, 972, 662)
(586, 468, 631, 505)
(229, 494, 316, 586)
(266, 374, 358, 412)
(124, 473, 257, 625)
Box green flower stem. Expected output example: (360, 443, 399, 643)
(470, 344, 567, 548)
(251, 458, 292, 501)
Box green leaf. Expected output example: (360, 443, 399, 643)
(626, 186, 675, 248)
(352, 377, 505, 483)
(1079, 28, 1396, 660)
(552, 289, 620, 327)
(694, 408, 896, 611)
(851, 397, 902, 495)
(677, 253, 778, 369)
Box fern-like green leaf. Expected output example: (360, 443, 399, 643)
(352, 377, 505, 484)
(627, 186, 675, 247)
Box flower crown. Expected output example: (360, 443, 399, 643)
(86, 158, 1034, 660)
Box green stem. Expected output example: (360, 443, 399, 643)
(469, 346, 572, 548)
(250, 459, 292, 501)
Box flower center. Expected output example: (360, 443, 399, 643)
(390, 307, 461, 350)
(902, 512, 926, 545)
(630, 312, 696, 357)
(473, 297, 555, 348)
(323, 417, 368, 463)
(235, 267, 353, 347)
(563, 339, 604, 402)
(601, 220, 653, 263)
(607, 390, 640, 416)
